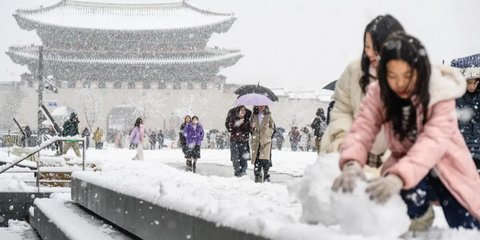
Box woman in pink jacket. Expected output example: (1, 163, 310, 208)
(332, 32, 480, 229)
(129, 117, 145, 160)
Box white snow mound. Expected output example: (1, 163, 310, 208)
(289, 153, 341, 225)
(331, 180, 410, 238)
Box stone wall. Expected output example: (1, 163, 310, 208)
(0, 83, 329, 135)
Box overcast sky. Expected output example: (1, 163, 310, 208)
(1, 0, 479, 91)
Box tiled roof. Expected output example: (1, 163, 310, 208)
(14, 0, 236, 31)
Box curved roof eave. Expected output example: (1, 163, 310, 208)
(14, 0, 237, 32)
(14, 14, 236, 33)
(6, 48, 243, 66)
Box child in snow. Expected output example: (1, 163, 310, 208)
(332, 32, 480, 230)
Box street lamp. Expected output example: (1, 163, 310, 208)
(37, 46, 43, 144)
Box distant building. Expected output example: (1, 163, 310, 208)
(7, 0, 242, 88)
(2, 0, 331, 138)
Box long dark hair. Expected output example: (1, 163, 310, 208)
(253, 106, 271, 114)
(378, 32, 431, 140)
(360, 15, 404, 94)
(134, 117, 143, 127)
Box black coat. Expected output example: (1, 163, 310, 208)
(311, 114, 326, 138)
(225, 107, 252, 143)
(456, 91, 480, 160)
(179, 123, 187, 147)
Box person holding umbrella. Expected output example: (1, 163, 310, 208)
(250, 105, 276, 183)
(225, 105, 252, 177)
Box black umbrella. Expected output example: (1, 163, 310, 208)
(322, 80, 337, 91)
(234, 84, 279, 102)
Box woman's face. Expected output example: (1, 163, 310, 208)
(364, 32, 379, 69)
(466, 79, 478, 93)
(185, 116, 191, 123)
(258, 106, 266, 113)
(239, 107, 246, 117)
(192, 118, 198, 124)
(386, 59, 417, 99)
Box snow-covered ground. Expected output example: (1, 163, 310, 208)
(1, 146, 480, 239)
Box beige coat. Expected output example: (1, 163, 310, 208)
(250, 112, 275, 164)
(320, 59, 388, 156)
(93, 128, 103, 143)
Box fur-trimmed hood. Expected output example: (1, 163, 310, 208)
(428, 66, 466, 107)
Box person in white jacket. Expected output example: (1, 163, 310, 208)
(320, 14, 404, 167)
(320, 15, 435, 232)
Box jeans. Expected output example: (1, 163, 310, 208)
(401, 172, 480, 229)
(230, 142, 249, 176)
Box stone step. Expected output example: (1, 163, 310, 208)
(71, 177, 268, 240)
(0, 192, 51, 227)
(30, 198, 134, 240)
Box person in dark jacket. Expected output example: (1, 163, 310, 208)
(456, 77, 480, 171)
(274, 129, 284, 150)
(225, 105, 252, 177)
(157, 130, 164, 149)
(149, 130, 157, 150)
(311, 108, 327, 154)
(288, 127, 300, 151)
(326, 100, 335, 125)
(81, 127, 90, 149)
(62, 112, 81, 157)
(179, 115, 191, 165)
(23, 125, 33, 147)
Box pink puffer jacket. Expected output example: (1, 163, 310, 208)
(340, 66, 480, 221)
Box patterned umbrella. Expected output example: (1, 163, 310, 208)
(451, 54, 480, 68)
(234, 93, 274, 106)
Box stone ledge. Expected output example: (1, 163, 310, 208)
(71, 178, 269, 240)
(0, 192, 51, 227)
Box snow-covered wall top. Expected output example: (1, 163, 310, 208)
(14, 0, 235, 31)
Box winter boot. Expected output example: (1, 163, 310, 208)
(255, 176, 262, 183)
(409, 203, 435, 232)
(192, 159, 197, 172)
(186, 159, 192, 167)
(264, 174, 271, 182)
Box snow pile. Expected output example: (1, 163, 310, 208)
(289, 152, 340, 225)
(0, 178, 30, 192)
(0, 148, 11, 161)
(292, 153, 409, 238)
(73, 160, 301, 238)
(331, 180, 410, 238)
(0, 220, 39, 240)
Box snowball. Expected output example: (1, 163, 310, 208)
(331, 180, 410, 238)
(289, 153, 341, 225)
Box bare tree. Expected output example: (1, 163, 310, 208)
(76, 89, 102, 131)
(0, 83, 24, 130)
(129, 91, 165, 124)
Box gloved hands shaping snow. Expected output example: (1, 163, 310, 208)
(331, 160, 366, 193)
(366, 174, 403, 204)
